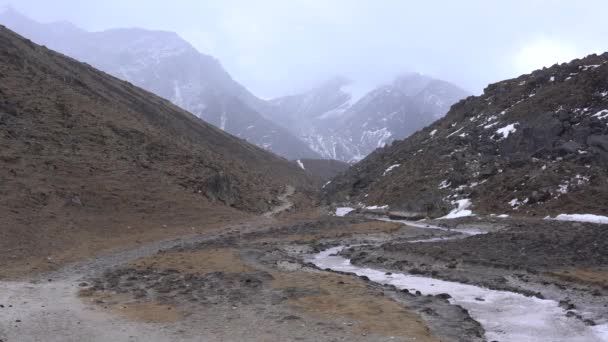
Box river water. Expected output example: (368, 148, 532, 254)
(311, 246, 608, 342)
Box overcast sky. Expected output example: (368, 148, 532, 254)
(1, 0, 607, 98)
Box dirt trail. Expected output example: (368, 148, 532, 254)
(263, 185, 295, 217)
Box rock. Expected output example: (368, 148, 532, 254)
(587, 135, 608, 152)
(203, 172, 238, 205)
(436, 293, 452, 300)
(556, 141, 582, 155)
(388, 211, 426, 220)
(270, 293, 285, 305)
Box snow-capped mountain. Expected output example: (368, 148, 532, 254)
(0, 7, 320, 159)
(270, 73, 470, 162)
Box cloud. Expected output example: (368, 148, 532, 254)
(513, 37, 582, 74)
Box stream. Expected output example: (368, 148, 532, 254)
(311, 217, 608, 342)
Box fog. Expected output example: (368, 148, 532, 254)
(2, 0, 607, 98)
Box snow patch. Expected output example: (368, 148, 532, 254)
(438, 180, 451, 189)
(429, 129, 437, 137)
(335, 207, 355, 217)
(592, 109, 608, 120)
(438, 199, 473, 219)
(446, 127, 464, 138)
(296, 160, 305, 170)
(364, 205, 389, 210)
(509, 198, 521, 208)
(495, 123, 518, 139)
(549, 214, 608, 225)
(383, 164, 400, 176)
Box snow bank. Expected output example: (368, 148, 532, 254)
(548, 214, 608, 225)
(335, 207, 355, 217)
(438, 199, 473, 219)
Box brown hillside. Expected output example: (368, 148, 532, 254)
(0, 26, 312, 275)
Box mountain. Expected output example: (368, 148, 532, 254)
(270, 73, 469, 162)
(0, 25, 313, 268)
(0, 6, 320, 159)
(323, 53, 608, 218)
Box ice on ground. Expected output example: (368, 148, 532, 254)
(335, 207, 355, 217)
(484, 122, 499, 129)
(364, 205, 388, 210)
(383, 164, 400, 176)
(438, 180, 451, 189)
(296, 160, 305, 170)
(497, 214, 510, 218)
(312, 247, 608, 342)
(438, 199, 473, 219)
(548, 214, 608, 225)
(446, 127, 464, 138)
(495, 123, 518, 139)
(592, 109, 608, 120)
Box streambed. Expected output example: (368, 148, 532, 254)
(311, 246, 608, 342)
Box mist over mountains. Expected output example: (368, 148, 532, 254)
(0, 6, 468, 161)
(270, 74, 469, 161)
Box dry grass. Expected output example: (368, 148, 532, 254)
(252, 220, 403, 244)
(0, 210, 255, 280)
(81, 291, 183, 323)
(547, 268, 608, 287)
(131, 247, 254, 274)
(271, 271, 438, 341)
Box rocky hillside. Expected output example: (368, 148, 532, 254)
(323, 53, 608, 218)
(0, 26, 312, 265)
(270, 74, 469, 162)
(0, 7, 320, 159)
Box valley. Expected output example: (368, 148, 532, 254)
(1, 5, 608, 342)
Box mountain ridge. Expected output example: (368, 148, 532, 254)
(270, 73, 470, 162)
(323, 53, 608, 218)
(0, 8, 321, 160)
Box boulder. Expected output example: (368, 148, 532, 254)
(556, 141, 582, 155)
(388, 211, 426, 220)
(587, 135, 608, 152)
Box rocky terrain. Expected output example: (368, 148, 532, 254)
(0, 7, 320, 159)
(0, 25, 314, 276)
(1, 7, 608, 342)
(270, 73, 469, 161)
(323, 53, 608, 218)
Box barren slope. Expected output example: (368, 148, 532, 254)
(0, 26, 312, 273)
(324, 53, 608, 217)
